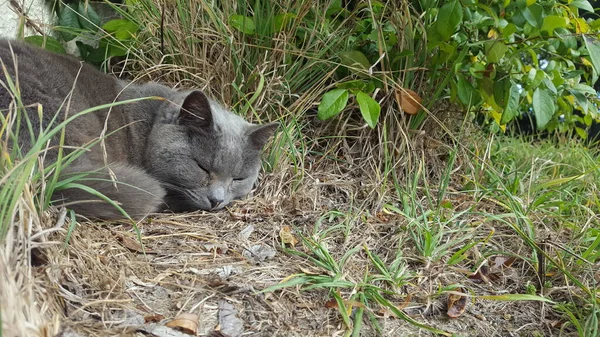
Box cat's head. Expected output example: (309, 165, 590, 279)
(145, 90, 278, 212)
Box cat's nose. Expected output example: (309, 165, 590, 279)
(208, 197, 223, 209)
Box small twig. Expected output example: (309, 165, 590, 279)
(8, 0, 45, 36)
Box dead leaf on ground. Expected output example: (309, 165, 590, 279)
(397, 88, 422, 115)
(492, 255, 517, 269)
(447, 288, 468, 318)
(242, 244, 276, 263)
(279, 225, 298, 246)
(144, 314, 165, 323)
(115, 233, 152, 253)
(165, 313, 199, 335)
(217, 300, 244, 337)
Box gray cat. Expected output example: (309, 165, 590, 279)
(0, 39, 277, 220)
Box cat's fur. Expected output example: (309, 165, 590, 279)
(0, 39, 277, 220)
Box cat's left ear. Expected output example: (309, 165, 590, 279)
(247, 122, 279, 150)
(178, 91, 213, 129)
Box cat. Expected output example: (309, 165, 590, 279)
(0, 39, 278, 220)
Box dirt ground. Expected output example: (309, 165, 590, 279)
(2, 166, 569, 337)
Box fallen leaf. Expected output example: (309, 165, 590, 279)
(447, 288, 468, 318)
(279, 225, 298, 246)
(144, 314, 165, 323)
(242, 244, 276, 264)
(492, 255, 517, 269)
(397, 88, 422, 115)
(115, 233, 150, 253)
(165, 313, 199, 335)
(324, 298, 338, 309)
(238, 225, 254, 241)
(217, 300, 243, 337)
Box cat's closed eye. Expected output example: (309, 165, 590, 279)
(233, 177, 246, 182)
(196, 162, 209, 174)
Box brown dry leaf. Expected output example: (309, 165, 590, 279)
(144, 314, 165, 323)
(492, 255, 517, 269)
(279, 225, 298, 246)
(397, 88, 422, 115)
(165, 313, 199, 335)
(115, 233, 151, 253)
(324, 298, 338, 309)
(447, 289, 468, 319)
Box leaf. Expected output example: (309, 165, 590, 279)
(493, 76, 510, 108)
(457, 75, 478, 106)
(502, 23, 517, 38)
(229, 14, 255, 34)
(165, 313, 199, 335)
(23, 35, 66, 54)
(570, 0, 595, 12)
(356, 91, 381, 128)
(523, 5, 542, 28)
(541, 15, 567, 35)
(398, 88, 422, 115)
(532, 88, 555, 129)
(487, 42, 508, 63)
(77, 2, 101, 32)
(584, 35, 600, 75)
(500, 83, 521, 124)
(317, 89, 349, 120)
(447, 288, 468, 318)
(436, 0, 463, 41)
(59, 3, 80, 41)
(102, 19, 138, 34)
(339, 50, 370, 70)
(279, 225, 298, 246)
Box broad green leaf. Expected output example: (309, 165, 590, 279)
(77, 2, 101, 32)
(541, 15, 567, 35)
(229, 15, 255, 35)
(570, 0, 594, 12)
(493, 76, 510, 108)
(457, 75, 480, 106)
(526, 0, 536, 5)
(339, 50, 370, 70)
(487, 42, 508, 63)
(356, 91, 380, 128)
(317, 89, 349, 120)
(436, 0, 463, 41)
(532, 88, 555, 129)
(584, 35, 600, 74)
(523, 5, 542, 28)
(502, 23, 517, 38)
(24, 35, 66, 54)
(59, 4, 80, 41)
(480, 77, 502, 112)
(103, 19, 138, 33)
(500, 83, 521, 124)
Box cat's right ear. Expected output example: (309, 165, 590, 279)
(178, 91, 212, 129)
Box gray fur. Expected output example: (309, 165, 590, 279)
(0, 39, 277, 220)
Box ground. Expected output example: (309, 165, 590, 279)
(2, 154, 579, 337)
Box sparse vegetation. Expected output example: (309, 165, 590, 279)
(2, 0, 600, 336)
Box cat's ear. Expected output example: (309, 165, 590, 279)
(247, 122, 279, 150)
(178, 91, 212, 128)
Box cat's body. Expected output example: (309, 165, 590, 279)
(0, 39, 277, 220)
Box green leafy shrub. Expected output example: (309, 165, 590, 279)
(424, 0, 600, 137)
